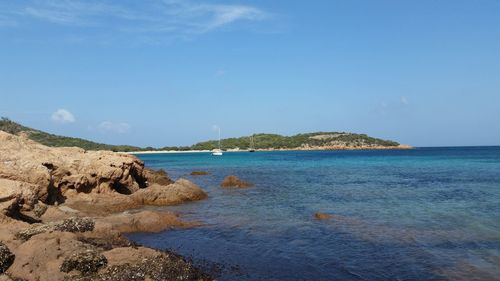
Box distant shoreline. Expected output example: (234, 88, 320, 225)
(124, 145, 413, 154)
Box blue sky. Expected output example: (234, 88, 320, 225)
(1, 0, 499, 147)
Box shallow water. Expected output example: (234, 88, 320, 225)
(128, 147, 500, 280)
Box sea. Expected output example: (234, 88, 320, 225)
(128, 147, 500, 280)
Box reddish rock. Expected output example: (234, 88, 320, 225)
(132, 179, 208, 206)
(313, 212, 333, 220)
(190, 171, 209, 176)
(144, 168, 174, 186)
(220, 176, 254, 188)
(0, 131, 212, 280)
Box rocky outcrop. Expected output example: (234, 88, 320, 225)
(220, 176, 253, 188)
(0, 131, 146, 213)
(0, 131, 207, 219)
(62, 179, 208, 216)
(6, 226, 212, 281)
(0, 131, 213, 280)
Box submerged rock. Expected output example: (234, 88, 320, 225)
(60, 249, 107, 275)
(15, 217, 95, 241)
(190, 171, 209, 176)
(313, 212, 333, 220)
(0, 242, 15, 274)
(220, 176, 253, 188)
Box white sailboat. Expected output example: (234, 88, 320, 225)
(249, 135, 255, 152)
(212, 127, 223, 156)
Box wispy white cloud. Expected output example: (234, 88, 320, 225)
(98, 121, 130, 134)
(1, 0, 269, 40)
(51, 109, 75, 124)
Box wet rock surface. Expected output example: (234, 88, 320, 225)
(0, 242, 15, 274)
(220, 175, 254, 188)
(60, 249, 108, 274)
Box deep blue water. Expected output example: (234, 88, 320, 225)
(128, 147, 500, 280)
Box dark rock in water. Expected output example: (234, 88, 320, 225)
(220, 176, 253, 188)
(313, 212, 333, 220)
(15, 217, 95, 241)
(60, 249, 107, 275)
(68, 251, 213, 281)
(190, 171, 209, 176)
(0, 242, 15, 274)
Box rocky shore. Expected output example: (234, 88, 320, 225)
(0, 131, 212, 280)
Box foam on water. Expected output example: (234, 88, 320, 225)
(128, 147, 500, 280)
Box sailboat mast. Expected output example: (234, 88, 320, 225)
(218, 128, 221, 149)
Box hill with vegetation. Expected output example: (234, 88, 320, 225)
(0, 117, 405, 152)
(190, 132, 402, 151)
(0, 117, 141, 152)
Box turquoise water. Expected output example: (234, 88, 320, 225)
(128, 148, 500, 280)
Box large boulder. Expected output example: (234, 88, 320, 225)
(131, 179, 208, 206)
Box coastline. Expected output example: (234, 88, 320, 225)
(124, 144, 413, 154)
